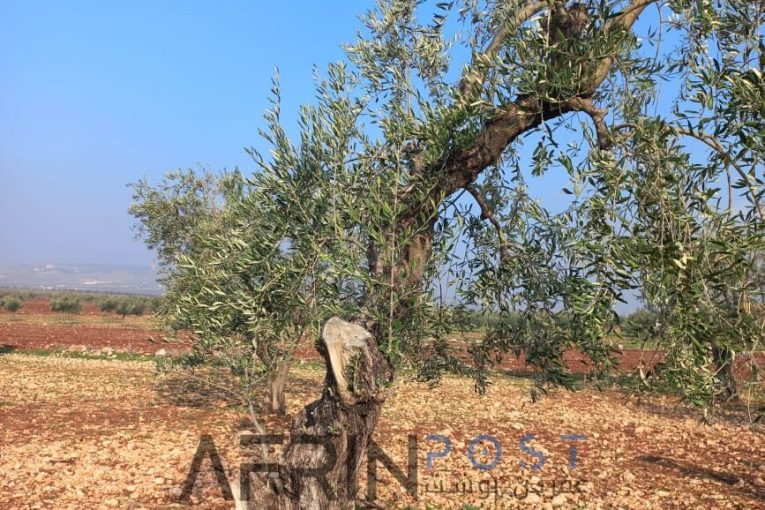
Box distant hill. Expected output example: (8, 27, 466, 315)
(0, 263, 163, 295)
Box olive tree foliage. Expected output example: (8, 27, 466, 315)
(129, 168, 315, 418)
(129, 169, 231, 273)
(308, 0, 765, 411)
(611, 2, 765, 408)
(129, 1, 765, 505)
(149, 0, 765, 422)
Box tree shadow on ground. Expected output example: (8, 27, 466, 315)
(632, 396, 765, 430)
(0, 344, 18, 355)
(153, 365, 324, 414)
(154, 371, 243, 409)
(638, 455, 765, 503)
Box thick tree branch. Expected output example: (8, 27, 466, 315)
(424, 0, 655, 201)
(394, 0, 656, 319)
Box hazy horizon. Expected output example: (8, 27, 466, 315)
(0, 262, 163, 294)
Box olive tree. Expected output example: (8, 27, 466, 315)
(129, 169, 309, 416)
(140, 1, 765, 507)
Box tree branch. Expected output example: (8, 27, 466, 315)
(465, 184, 511, 263)
(419, 0, 655, 206)
(568, 97, 610, 149)
(458, 0, 550, 98)
(605, 0, 660, 32)
(670, 126, 764, 220)
(394, 0, 656, 307)
(585, 0, 660, 94)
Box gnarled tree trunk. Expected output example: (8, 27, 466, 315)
(254, 317, 393, 509)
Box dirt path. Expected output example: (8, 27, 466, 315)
(1, 353, 764, 509)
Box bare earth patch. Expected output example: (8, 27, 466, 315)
(1, 353, 764, 509)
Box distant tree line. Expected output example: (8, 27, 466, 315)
(0, 288, 160, 316)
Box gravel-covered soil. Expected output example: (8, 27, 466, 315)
(1, 353, 764, 509)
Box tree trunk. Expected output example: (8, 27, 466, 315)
(266, 361, 291, 415)
(712, 342, 738, 402)
(253, 317, 393, 509)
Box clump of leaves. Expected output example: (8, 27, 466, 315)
(622, 309, 659, 342)
(49, 295, 82, 314)
(98, 295, 155, 315)
(1, 297, 22, 313)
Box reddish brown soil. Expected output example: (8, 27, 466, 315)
(0, 322, 178, 354)
(496, 348, 661, 373)
(0, 297, 168, 354)
(1, 305, 764, 509)
(19, 297, 56, 314)
(1, 355, 764, 510)
(1, 301, 763, 388)
(495, 349, 764, 382)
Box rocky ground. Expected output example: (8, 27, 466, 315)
(1, 352, 764, 509)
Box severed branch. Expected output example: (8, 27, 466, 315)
(466, 184, 511, 263)
(323, 316, 387, 404)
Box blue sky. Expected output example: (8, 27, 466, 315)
(0, 1, 699, 275)
(0, 0, 362, 266)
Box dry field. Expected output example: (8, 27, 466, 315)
(1, 351, 764, 509)
(1, 299, 764, 509)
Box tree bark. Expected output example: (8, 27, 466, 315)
(712, 342, 738, 402)
(266, 361, 291, 416)
(255, 317, 393, 509)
